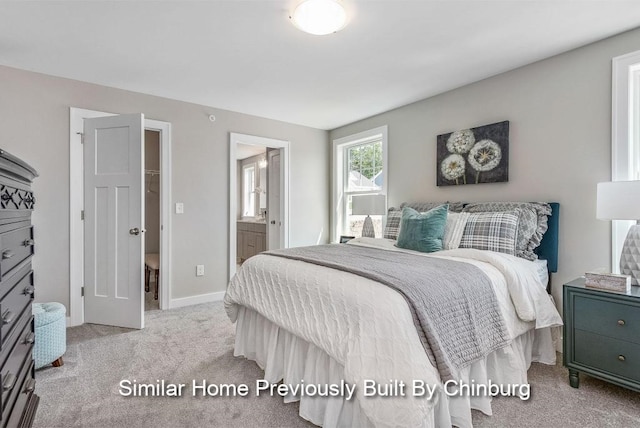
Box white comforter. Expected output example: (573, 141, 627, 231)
(224, 238, 562, 428)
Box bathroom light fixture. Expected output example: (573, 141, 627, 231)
(290, 0, 347, 36)
(258, 158, 268, 169)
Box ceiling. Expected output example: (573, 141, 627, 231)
(1, 1, 639, 130)
(237, 143, 266, 161)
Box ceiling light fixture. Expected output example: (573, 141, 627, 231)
(290, 0, 347, 36)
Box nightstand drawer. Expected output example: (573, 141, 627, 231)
(574, 294, 640, 344)
(574, 330, 640, 382)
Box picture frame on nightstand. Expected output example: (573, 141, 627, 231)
(584, 271, 631, 293)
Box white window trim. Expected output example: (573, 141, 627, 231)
(241, 163, 257, 218)
(611, 50, 640, 271)
(332, 126, 388, 242)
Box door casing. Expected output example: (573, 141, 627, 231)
(69, 107, 172, 327)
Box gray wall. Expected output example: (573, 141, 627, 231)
(330, 27, 640, 306)
(0, 65, 329, 307)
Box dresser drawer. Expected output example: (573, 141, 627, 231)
(4, 360, 34, 428)
(574, 329, 640, 382)
(573, 294, 640, 344)
(0, 268, 33, 353)
(0, 262, 31, 303)
(0, 226, 33, 281)
(0, 320, 33, 418)
(0, 309, 32, 371)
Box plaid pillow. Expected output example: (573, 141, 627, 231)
(459, 211, 519, 255)
(462, 202, 551, 260)
(383, 208, 402, 240)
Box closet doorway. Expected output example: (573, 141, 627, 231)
(144, 130, 161, 311)
(229, 133, 289, 281)
(69, 108, 172, 328)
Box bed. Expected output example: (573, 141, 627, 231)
(224, 202, 562, 428)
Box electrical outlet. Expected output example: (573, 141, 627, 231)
(196, 265, 205, 276)
(175, 202, 184, 214)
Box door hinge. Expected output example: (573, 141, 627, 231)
(81, 210, 84, 220)
(81, 286, 85, 297)
(76, 131, 84, 144)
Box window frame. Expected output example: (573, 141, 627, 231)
(332, 126, 388, 242)
(611, 50, 640, 271)
(242, 163, 257, 218)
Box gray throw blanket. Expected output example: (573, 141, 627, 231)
(265, 244, 511, 380)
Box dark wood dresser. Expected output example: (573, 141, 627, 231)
(0, 150, 39, 427)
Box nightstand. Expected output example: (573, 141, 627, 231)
(563, 277, 640, 392)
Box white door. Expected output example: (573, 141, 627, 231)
(84, 114, 145, 329)
(267, 149, 281, 250)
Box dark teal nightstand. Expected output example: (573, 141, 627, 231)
(563, 277, 640, 392)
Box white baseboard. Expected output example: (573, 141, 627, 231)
(64, 292, 225, 327)
(169, 291, 225, 309)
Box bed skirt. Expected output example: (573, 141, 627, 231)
(233, 306, 557, 428)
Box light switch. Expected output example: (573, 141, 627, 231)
(175, 202, 184, 214)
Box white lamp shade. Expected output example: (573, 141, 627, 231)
(352, 194, 386, 216)
(597, 181, 640, 220)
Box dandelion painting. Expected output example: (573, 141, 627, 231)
(436, 121, 509, 186)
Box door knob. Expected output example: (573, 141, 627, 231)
(129, 228, 140, 236)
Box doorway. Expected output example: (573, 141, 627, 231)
(69, 108, 172, 327)
(144, 130, 161, 312)
(229, 133, 289, 281)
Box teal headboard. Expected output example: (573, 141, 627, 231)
(534, 202, 559, 273)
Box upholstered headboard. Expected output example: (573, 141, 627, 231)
(394, 200, 560, 273)
(534, 202, 559, 274)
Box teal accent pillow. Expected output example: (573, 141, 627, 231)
(396, 205, 448, 253)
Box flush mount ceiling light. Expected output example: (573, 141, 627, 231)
(290, 0, 347, 36)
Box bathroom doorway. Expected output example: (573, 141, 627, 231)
(229, 133, 289, 281)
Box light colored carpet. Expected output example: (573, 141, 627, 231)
(144, 286, 159, 311)
(34, 302, 640, 427)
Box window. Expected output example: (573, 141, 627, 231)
(332, 126, 388, 241)
(242, 164, 256, 217)
(611, 50, 640, 271)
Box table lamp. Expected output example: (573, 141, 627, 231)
(351, 194, 386, 238)
(597, 180, 640, 285)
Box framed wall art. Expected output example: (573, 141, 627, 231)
(436, 120, 509, 186)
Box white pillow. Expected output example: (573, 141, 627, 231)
(443, 212, 470, 250)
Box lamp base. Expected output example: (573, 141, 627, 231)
(620, 224, 640, 286)
(361, 215, 375, 238)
